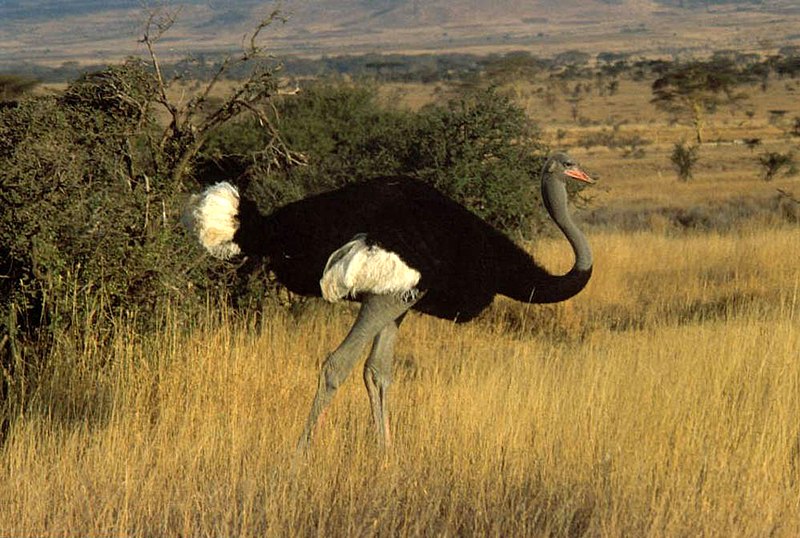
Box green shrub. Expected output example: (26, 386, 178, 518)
(233, 80, 413, 208)
(0, 65, 230, 410)
(207, 83, 553, 236)
(404, 88, 548, 234)
(671, 141, 700, 182)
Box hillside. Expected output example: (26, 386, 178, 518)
(1, 0, 799, 68)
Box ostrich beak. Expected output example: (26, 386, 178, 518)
(565, 167, 595, 184)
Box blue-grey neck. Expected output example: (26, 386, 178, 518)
(541, 165, 593, 273)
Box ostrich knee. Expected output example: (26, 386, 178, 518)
(316, 346, 362, 405)
(322, 354, 348, 392)
(364, 362, 393, 425)
(364, 365, 392, 446)
(364, 363, 392, 392)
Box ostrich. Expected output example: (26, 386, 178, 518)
(185, 153, 594, 449)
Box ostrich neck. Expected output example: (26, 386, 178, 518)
(546, 181, 593, 273)
(498, 173, 593, 305)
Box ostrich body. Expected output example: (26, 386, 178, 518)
(186, 153, 594, 448)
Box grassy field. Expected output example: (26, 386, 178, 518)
(3, 71, 800, 535)
(1, 223, 798, 536)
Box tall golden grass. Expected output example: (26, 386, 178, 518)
(2, 223, 798, 536)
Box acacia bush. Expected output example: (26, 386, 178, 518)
(2, 71, 558, 415)
(758, 151, 794, 181)
(202, 81, 413, 209)
(208, 82, 554, 236)
(1, 7, 304, 407)
(407, 88, 549, 234)
(0, 63, 232, 412)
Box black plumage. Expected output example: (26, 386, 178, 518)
(188, 152, 594, 448)
(234, 175, 590, 322)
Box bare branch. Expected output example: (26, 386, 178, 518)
(185, 56, 232, 115)
(248, 8, 287, 55)
(139, 7, 182, 126)
(181, 8, 289, 127)
(132, 4, 301, 186)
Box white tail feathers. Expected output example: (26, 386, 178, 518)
(183, 182, 242, 260)
(320, 235, 421, 302)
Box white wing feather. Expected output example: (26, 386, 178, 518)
(320, 235, 420, 302)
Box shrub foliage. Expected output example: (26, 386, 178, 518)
(1, 64, 551, 412)
(670, 141, 700, 182)
(209, 82, 549, 234)
(0, 65, 218, 411)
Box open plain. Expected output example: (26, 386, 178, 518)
(2, 2, 800, 534)
(2, 72, 800, 535)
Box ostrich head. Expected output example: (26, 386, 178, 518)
(540, 152, 594, 216)
(544, 152, 595, 186)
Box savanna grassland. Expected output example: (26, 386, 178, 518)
(1, 227, 798, 536)
(2, 66, 800, 536)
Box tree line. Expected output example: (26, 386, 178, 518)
(4, 45, 800, 86)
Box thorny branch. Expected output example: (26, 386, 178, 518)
(138, 5, 305, 186)
(140, 8, 180, 118)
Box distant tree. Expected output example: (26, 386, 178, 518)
(0, 74, 39, 102)
(553, 50, 591, 68)
(365, 60, 407, 78)
(671, 141, 700, 181)
(566, 94, 582, 122)
(768, 109, 788, 126)
(771, 52, 800, 78)
(713, 50, 769, 90)
(596, 51, 629, 65)
(791, 117, 800, 137)
(651, 58, 750, 143)
(746, 61, 771, 91)
(742, 137, 761, 151)
(758, 151, 794, 181)
(482, 51, 546, 83)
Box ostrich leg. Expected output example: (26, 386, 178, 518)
(297, 294, 413, 451)
(364, 312, 406, 447)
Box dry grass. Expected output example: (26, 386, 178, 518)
(2, 224, 798, 536)
(5, 66, 800, 536)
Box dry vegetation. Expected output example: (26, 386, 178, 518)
(3, 64, 800, 535)
(381, 72, 800, 229)
(1, 225, 798, 536)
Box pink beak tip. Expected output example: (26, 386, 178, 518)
(565, 168, 595, 184)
